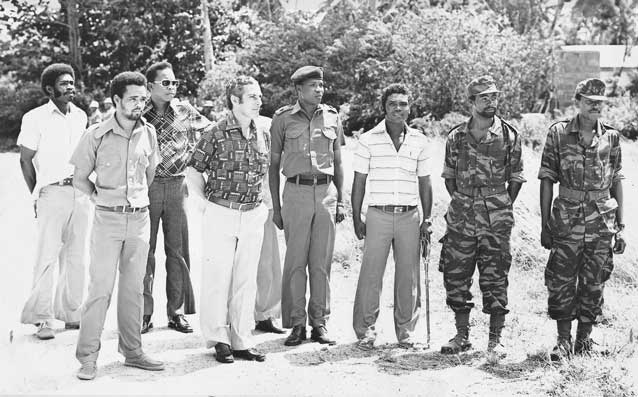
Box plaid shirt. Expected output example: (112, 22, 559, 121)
(188, 113, 270, 205)
(143, 100, 212, 177)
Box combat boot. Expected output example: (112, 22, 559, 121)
(486, 313, 506, 363)
(574, 321, 594, 355)
(441, 312, 472, 354)
(550, 320, 573, 361)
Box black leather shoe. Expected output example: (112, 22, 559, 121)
(215, 343, 234, 364)
(168, 314, 193, 333)
(141, 315, 153, 334)
(284, 325, 306, 346)
(255, 318, 285, 334)
(233, 348, 266, 362)
(311, 326, 336, 345)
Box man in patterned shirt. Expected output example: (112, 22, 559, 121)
(187, 76, 269, 364)
(141, 62, 209, 334)
(439, 75, 525, 361)
(539, 78, 626, 360)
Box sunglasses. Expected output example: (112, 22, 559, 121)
(153, 79, 180, 87)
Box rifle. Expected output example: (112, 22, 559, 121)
(421, 230, 431, 348)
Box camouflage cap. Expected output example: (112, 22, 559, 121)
(574, 78, 607, 101)
(467, 75, 501, 98)
(291, 66, 323, 84)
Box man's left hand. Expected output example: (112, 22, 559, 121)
(420, 221, 431, 238)
(613, 231, 626, 254)
(336, 202, 345, 224)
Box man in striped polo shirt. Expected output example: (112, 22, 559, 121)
(351, 83, 433, 350)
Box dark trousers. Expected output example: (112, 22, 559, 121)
(144, 175, 195, 318)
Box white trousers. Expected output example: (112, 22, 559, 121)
(200, 201, 267, 350)
(21, 185, 90, 324)
(255, 209, 283, 322)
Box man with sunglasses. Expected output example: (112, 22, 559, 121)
(439, 75, 525, 362)
(539, 78, 626, 361)
(141, 61, 211, 334)
(269, 66, 345, 347)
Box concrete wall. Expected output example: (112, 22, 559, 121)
(554, 50, 600, 108)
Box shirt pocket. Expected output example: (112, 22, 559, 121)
(445, 192, 469, 230)
(284, 127, 305, 153)
(595, 197, 618, 236)
(484, 191, 514, 233)
(548, 197, 579, 238)
(96, 150, 122, 189)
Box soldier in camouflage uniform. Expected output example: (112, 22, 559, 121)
(539, 78, 626, 361)
(439, 76, 525, 359)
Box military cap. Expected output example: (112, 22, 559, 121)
(103, 97, 113, 105)
(89, 100, 99, 108)
(574, 78, 607, 101)
(291, 66, 323, 84)
(467, 75, 501, 98)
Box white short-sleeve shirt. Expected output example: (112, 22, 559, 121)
(17, 100, 88, 197)
(352, 120, 431, 206)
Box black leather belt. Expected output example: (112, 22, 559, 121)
(210, 197, 260, 212)
(96, 205, 148, 213)
(287, 174, 332, 185)
(49, 177, 73, 187)
(371, 205, 417, 213)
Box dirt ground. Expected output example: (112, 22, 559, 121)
(1, 141, 636, 396)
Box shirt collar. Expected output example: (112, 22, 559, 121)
(224, 111, 256, 137)
(143, 100, 177, 117)
(567, 116, 603, 137)
(369, 119, 419, 137)
(291, 100, 325, 115)
(95, 113, 146, 139)
(46, 99, 79, 116)
(458, 116, 503, 138)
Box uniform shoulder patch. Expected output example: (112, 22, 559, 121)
(274, 105, 294, 116)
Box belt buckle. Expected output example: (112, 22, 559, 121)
(119, 206, 127, 213)
(313, 175, 318, 185)
(395, 206, 405, 213)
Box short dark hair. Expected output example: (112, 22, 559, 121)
(225, 76, 259, 110)
(41, 63, 75, 95)
(110, 72, 147, 102)
(381, 83, 411, 113)
(145, 61, 173, 83)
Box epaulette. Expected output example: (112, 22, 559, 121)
(446, 122, 465, 136)
(500, 118, 518, 145)
(323, 104, 338, 113)
(602, 122, 618, 132)
(548, 119, 570, 130)
(274, 105, 294, 116)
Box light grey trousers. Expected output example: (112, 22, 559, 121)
(352, 207, 421, 342)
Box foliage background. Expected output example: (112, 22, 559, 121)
(1, 0, 638, 144)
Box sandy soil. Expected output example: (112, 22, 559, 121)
(0, 141, 636, 396)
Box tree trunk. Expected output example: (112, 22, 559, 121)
(67, 0, 83, 82)
(547, 0, 564, 38)
(201, 0, 215, 72)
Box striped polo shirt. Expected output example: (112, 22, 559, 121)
(353, 120, 430, 206)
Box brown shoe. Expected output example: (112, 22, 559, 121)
(233, 348, 266, 362)
(168, 314, 193, 333)
(35, 322, 55, 340)
(311, 326, 336, 345)
(77, 362, 97, 380)
(124, 353, 165, 371)
(255, 318, 285, 334)
(284, 326, 306, 346)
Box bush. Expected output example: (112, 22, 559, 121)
(410, 111, 467, 137)
(0, 78, 46, 140)
(602, 96, 638, 139)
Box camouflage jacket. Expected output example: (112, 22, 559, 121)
(538, 116, 624, 240)
(442, 116, 525, 236)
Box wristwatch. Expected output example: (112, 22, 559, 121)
(617, 223, 626, 231)
(423, 217, 433, 227)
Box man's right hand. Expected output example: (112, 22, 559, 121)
(353, 218, 366, 240)
(272, 209, 284, 230)
(540, 225, 552, 250)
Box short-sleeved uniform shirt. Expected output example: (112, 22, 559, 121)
(17, 100, 88, 197)
(270, 101, 343, 177)
(70, 114, 160, 207)
(143, 100, 212, 177)
(188, 113, 270, 205)
(352, 120, 430, 206)
(538, 116, 623, 241)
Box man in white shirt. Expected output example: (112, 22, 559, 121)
(351, 83, 433, 349)
(18, 63, 90, 340)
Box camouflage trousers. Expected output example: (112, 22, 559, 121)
(545, 236, 613, 323)
(439, 229, 512, 315)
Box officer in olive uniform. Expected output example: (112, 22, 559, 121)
(439, 76, 525, 360)
(269, 66, 345, 346)
(539, 78, 626, 360)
